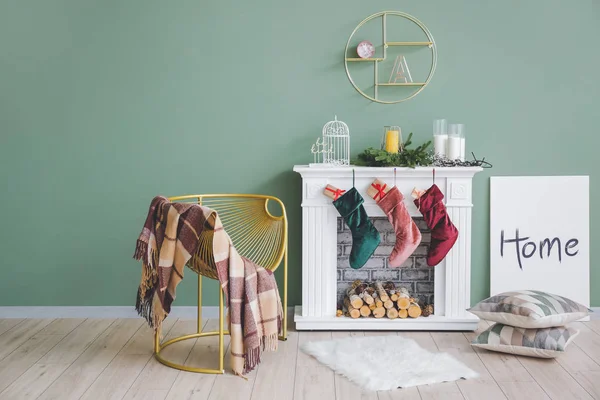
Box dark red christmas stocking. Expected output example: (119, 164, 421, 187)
(414, 184, 458, 266)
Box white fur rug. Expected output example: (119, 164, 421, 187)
(301, 335, 478, 391)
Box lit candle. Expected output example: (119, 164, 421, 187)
(385, 129, 400, 153)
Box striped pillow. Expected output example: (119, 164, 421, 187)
(468, 290, 589, 328)
(472, 323, 579, 358)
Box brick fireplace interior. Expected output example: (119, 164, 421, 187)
(336, 216, 434, 308)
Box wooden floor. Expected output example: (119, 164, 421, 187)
(0, 318, 599, 400)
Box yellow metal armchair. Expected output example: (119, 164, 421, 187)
(153, 194, 288, 374)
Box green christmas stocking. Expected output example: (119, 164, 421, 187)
(333, 187, 381, 269)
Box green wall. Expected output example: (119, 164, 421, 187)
(1, 1, 598, 307)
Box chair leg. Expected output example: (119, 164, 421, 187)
(154, 324, 161, 354)
(197, 274, 203, 333)
(218, 287, 225, 372)
(280, 248, 288, 341)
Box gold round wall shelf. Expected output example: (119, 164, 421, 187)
(344, 11, 437, 104)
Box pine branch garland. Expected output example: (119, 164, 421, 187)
(353, 133, 433, 168)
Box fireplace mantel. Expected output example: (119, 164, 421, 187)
(293, 165, 483, 331)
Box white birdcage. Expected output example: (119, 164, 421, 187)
(321, 115, 350, 166)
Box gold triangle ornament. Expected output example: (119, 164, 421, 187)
(388, 55, 413, 84)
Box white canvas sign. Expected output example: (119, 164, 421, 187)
(490, 176, 589, 307)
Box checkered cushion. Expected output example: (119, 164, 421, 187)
(468, 290, 590, 328)
(472, 323, 579, 358)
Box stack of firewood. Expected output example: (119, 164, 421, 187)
(337, 280, 434, 319)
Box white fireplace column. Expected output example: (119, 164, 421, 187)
(443, 178, 475, 318)
(293, 165, 483, 331)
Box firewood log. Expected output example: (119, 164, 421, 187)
(382, 282, 396, 308)
(355, 283, 368, 294)
(398, 308, 408, 319)
(373, 306, 386, 318)
(386, 307, 399, 319)
(336, 309, 343, 317)
(369, 303, 376, 311)
(408, 301, 422, 318)
(343, 296, 361, 319)
(346, 280, 364, 309)
(397, 297, 411, 310)
(396, 287, 411, 310)
(360, 305, 372, 317)
(390, 293, 399, 302)
(374, 281, 389, 302)
(355, 283, 369, 302)
(375, 299, 384, 308)
(362, 290, 375, 305)
(348, 296, 363, 309)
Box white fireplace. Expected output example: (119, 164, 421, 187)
(293, 165, 483, 331)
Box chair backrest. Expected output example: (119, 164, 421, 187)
(168, 194, 287, 275)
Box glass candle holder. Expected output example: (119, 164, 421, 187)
(382, 125, 401, 153)
(447, 124, 462, 160)
(433, 119, 448, 157)
(457, 124, 466, 161)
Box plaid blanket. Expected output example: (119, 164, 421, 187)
(134, 196, 282, 376)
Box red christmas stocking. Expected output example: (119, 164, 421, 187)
(369, 181, 421, 267)
(413, 184, 458, 266)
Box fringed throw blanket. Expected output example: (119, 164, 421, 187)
(134, 196, 283, 376)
